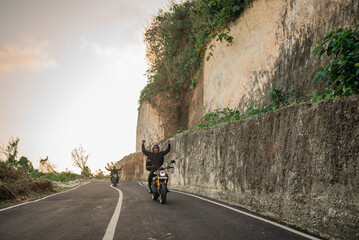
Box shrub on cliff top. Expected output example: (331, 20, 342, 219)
(313, 25, 359, 96)
(140, 0, 250, 105)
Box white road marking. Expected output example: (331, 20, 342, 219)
(171, 190, 322, 240)
(102, 184, 123, 240)
(138, 182, 321, 240)
(0, 181, 90, 212)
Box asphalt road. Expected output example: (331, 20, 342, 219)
(0, 181, 321, 240)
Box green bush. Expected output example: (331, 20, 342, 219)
(313, 26, 359, 96)
(140, 0, 250, 105)
(29, 170, 79, 182)
(196, 89, 291, 130)
(175, 129, 189, 136)
(269, 89, 293, 109)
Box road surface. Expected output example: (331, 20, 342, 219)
(0, 181, 321, 240)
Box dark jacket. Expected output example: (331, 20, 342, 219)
(142, 143, 171, 167)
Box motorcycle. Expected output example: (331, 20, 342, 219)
(112, 173, 119, 187)
(151, 160, 175, 204)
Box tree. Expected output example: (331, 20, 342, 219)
(71, 145, 91, 177)
(94, 169, 105, 179)
(18, 156, 34, 172)
(39, 156, 56, 173)
(105, 161, 118, 171)
(0, 137, 20, 167)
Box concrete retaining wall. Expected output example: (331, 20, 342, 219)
(122, 96, 359, 240)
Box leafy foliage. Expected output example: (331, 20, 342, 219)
(141, 2, 200, 104)
(0, 138, 80, 184)
(196, 89, 292, 130)
(30, 170, 79, 182)
(18, 156, 34, 172)
(175, 129, 189, 136)
(269, 89, 294, 109)
(140, 0, 250, 104)
(39, 156, 56, 173)
(105, 161, 118, 171)
(71, 145, 92, 177)
(94, 169, 106, 179)
(0, 137, 20, 168)
(191, 0, 249, 59)
(313, 26, 359, 96)
(309, 90, 336, 102)
(196, 106, 269, 130)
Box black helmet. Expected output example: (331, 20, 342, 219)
(152, 144, 160, 150)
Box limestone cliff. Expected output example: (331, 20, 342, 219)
(125, 1, 359, 239)
(136, 0, 359, 146)
(120, 95, 359, 240)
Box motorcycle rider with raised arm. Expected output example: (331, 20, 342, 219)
(142, 139, 171, 193)
(105, 165, 122, 184)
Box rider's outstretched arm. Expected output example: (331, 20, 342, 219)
(162, 142, 171, 156)
(142, 143, 151, 157)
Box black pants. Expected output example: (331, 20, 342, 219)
(111, 176, 119, 183)
(148, 166, 159, 188)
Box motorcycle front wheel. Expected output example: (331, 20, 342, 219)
(159, 184, 167, 204)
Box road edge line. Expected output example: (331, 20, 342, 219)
(137, 182, 321, 240)
(171, 189, 321, 240)
(102, 184, 123, 240)
(0, 181, 91, 212)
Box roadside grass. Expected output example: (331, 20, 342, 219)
(0, 163, 82, 207)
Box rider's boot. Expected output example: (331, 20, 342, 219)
(147, 184, 153, 194)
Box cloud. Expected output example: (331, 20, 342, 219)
(101, 4, 146, 21)
(0, 38, 57, 74)
(79, 38, 144, 74)
(80, 39, 121, 58)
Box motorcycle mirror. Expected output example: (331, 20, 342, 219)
(171, 160, 176, 164)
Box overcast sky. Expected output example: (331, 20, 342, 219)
(0, 0, 171, 173)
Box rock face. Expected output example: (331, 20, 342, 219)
(117, 152, 147, 182)
(200, 0, 359, 115)
(130, 1, 359, 239)
(136, 0, 359, 146)
(167, 95, 359, 240)
(121, 95, 359, 240)
(136, 101, 165, 152)
(136, 93, 182, 152)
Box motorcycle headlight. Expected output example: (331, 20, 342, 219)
(159, 170, 166, 177)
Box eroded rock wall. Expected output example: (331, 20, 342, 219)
(200, 0, 359, 117)
(136, 92, 181, 151)
(122, 96, 359, 239)
(117, 152, 146, 182)
(137, 0, 359, 141)
(166, 95, 359, 240)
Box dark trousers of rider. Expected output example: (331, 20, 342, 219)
(111, 177, 119, 183)
(148, 166, 159, 188)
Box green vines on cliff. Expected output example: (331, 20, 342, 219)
(313, 25, 359, 97)
(139, 0, 250, 105)
(196, 89, 293, 130)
